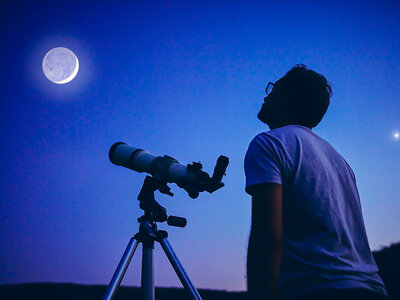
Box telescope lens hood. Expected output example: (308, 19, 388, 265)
(109, 142, 127, 166)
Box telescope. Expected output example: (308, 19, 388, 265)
(103, 142, 229, 300)
(109, 142, 229, 198)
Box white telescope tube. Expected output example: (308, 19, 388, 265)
(109, 142, 190, 182)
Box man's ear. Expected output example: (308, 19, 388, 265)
(279, 90, 296, 126)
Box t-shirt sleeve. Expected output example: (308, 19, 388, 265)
(244, 133, 284, 195)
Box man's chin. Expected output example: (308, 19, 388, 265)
(258, 112, 278, 130)
(257, 110, 271, 125)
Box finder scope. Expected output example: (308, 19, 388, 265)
(109, 142, 229, 198)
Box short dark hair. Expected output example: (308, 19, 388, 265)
(280, 64, 332, 128)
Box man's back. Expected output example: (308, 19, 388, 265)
(244, 125, 387, 299)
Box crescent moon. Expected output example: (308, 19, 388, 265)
(42, 47, 79, 84)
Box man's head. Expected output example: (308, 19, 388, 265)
(258, 64, 332, 129)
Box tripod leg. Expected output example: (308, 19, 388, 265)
(159, 238, 203, 300)
(102, 238, 139, 300)
(141, 246, 155, 300)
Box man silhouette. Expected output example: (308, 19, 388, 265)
(244, 65, 388, 300)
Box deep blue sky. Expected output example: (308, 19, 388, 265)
(1, 0, 399, 291)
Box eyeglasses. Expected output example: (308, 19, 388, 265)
(265, 81, 275, 96)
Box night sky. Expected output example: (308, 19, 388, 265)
(1, 0, 399, 292)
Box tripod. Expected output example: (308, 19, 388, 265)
(102, 176, 203, 300)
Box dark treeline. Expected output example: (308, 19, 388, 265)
(373, 242, 400, 299)
(1, 243, 398, 300)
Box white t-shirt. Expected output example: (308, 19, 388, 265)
(244, 125, 387, 299)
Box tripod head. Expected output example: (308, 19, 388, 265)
(137, 176, 187, 228)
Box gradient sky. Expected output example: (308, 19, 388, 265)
(1, 0, 399, 292)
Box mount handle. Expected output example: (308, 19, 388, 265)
(167, 216, 187, 228)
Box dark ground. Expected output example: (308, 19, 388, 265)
(1, 243, 398, 300)
(0, 283, 246, 300)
